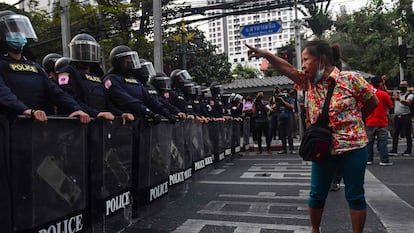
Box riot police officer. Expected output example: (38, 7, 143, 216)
(169, 69, 193, 115)
(206, 82, 226, 121)
(41, 53, 62, 80)
(0, 10, 89, 123)
(56, 33, 132, 121)
(104, 45, 175, 122)
(148, 71, 186, 119)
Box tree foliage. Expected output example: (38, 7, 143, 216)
(298, 0, 333, 38)
(231, 64, 260, 80)
(329, 0, 407, 88)
(4, 0, 233, 84)
(164, 26, 232, 85)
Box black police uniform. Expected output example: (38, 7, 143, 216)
(206, 96, 224, 118)
(170, 88, 189, 114)
(147, 83, 182, 116)
(57, 65, 122, 117)
(0, 55, 81, 116)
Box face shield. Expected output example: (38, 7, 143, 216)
(0, 14, 37, 41)
(176, 70, 192, 81)
(201, 87, 212, 98)
(140, 61, 156, 78)
(183, 82, 196, 95)
(69, 40, 101, 63)
(116, 51, 141, 70)
(153, 76, 171, 91)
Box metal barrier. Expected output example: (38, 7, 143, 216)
(11, 117, 88, 233)
(89, 118, 133, 233)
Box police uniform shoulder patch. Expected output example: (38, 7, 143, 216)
(58, 74, 70, 85)
(104, 79, 112, 89)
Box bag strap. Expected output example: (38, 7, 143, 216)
(315, 79, 336, 126)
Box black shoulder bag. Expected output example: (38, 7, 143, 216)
(299, 79, 335, 162)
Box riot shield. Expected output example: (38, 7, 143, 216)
(202, 123, 214, 171)
(137, 120, 172, 206)
(242, 117, 251, 151)
(169, 120, 191, 202)
(11, 116, 88, 233)
(209, 121, 225, 163)
(190, 121, 205, 173)
(224, 120, 233, 156)
(231, 120, 242, 157)
(0, 115, 12, 233)
(89, 118, 133, 233)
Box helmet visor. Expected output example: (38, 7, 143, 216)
(177, 70, 192, 81)
(0, 14, 37, 41)
(69, 40, 101, 63)
(115, 51, 141, 70)
(184, 82, 196, 95)
(154, 76, 171, 90)
(201, 87, 212, 98)
(141, 61, 156, 78)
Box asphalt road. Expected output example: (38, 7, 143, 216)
(124, 139, 414, 233)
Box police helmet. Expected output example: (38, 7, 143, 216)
(54, 57, 71, 74)
(69, 33, 100, 63)
(170, 69, 192, 89)
(232, 93, 243, 103)
(210, 82, 223, 97)
(201, 86, 212, 98)
(139, 59, 156, 79)
(0, 10, 37, 41)
(194, 85, 203, 97)
(150, 72, 171, 91)
(183, 82, 196, 96)
(109, 45, 141, 71)
(42, 53, 62, 73)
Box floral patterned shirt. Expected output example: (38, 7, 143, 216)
(295, 67, 376, 154)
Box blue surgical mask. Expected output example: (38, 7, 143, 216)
(312, 60, 325, 84)
(6, 33, 27, 52)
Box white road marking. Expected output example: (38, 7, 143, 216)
(171, 219, 311, 233)
(365, 170, 414, 233)
(198, 180, 310, 186)
(241, 172, 310, 179)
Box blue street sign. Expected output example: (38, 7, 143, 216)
(240, 21, 282, 38)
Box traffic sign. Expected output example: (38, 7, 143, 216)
(240, 21, 281, 38)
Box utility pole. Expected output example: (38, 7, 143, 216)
(60, 0, 70, 57)
(153, 0, 163, 72)
(399, 36, 405, 82)
(294, 0, 304, 138)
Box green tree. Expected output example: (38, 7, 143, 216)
(164, 26, 232, 85)
(231, 64, 260, 80)
(298, 0, 333, 38)
(330, 0, 401, 86)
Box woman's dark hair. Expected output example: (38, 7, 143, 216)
(304, 40, 341, 69)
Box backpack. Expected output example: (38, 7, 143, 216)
(405, 93, 414, 116)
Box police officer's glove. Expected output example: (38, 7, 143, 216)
(145, 109, 162, 124)
(167, 114, 179, 124)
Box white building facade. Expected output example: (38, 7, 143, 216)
(205, 0, 306, 70)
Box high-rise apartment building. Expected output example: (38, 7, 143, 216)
(205, 0, 306, 70)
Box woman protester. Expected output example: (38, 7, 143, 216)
(246, 40, 378, 233)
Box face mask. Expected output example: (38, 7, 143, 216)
(400, 87, 407, 92)
(6, 33, 27, 52)
(312, 59, 325, 85)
